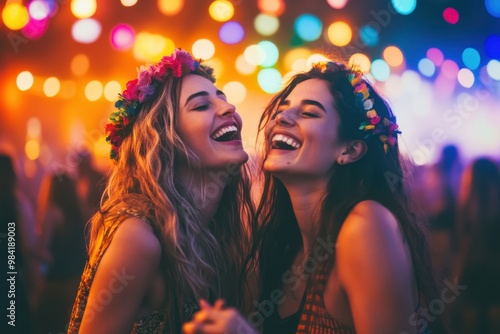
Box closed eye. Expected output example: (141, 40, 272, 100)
(193, 104, 210, 111)
(303, 112, 319, 118)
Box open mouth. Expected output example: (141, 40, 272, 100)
(211, 125, 240, 142)
(271, 134, 301, 150)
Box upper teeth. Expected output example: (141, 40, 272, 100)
(271, 134, 301, 149)
(212, 125, 238, 139)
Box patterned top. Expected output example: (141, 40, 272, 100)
(296, 262, 431, 334)
(67, 212, 187, 334)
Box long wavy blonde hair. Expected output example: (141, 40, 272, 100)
(88, 64, 255, 332)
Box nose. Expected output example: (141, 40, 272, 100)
(217, 99, 236, 117)
(275, 109, 295, 127)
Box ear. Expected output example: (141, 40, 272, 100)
(336, 140, 367, 165)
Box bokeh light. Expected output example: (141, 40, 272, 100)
(71, 54, 90, 76)
(418, 58, 436, 77)
(391, 0, 417, 15)
(209, 0, 234, 22)
(258, 40, 279, 67)
(72, 18, 101, 44)
(219, 21, 244, 44)
(133, 33, 175, 62)
(258, 68, 282, 93)
(2, 2, 29, 30)
(43, 77, 61, 97)
(283, 48, 311, 71)
(441, 59, 459, 79)
(223, 81, 247, 104)
(71, 0, 97, 19)
(85, 80, 103, 101)
(327, 0, 349, 9)
(359, 24, 379, 46)
(443, 7, 460, 24)
(383, 46, 404, 67)
(371, 59, 390, 81)
(254, 14, 279, 36)
(121, 0, 138, 6)
(485, 34, 500, 59)
(462, 48, 481, 70)
(17, 71, 34, 91)
(192, 39, 215, 59)
(426, 48, 444, 66)
(257, 0, 285, 16)
(104, 81, 122, 101)
(157, 0, 184, 16)
(244, 44, 266, 66)
(486, 59, 500, 80)
(349, 53, 371, 73)
(25, 139, 40, 160)
(294, 14, 322, 42)
(29, 1, 51, 20)
(327, 21, 352, 46)
(485, 0, 500, 18)
(111, 24, 135, 50)
(457, 68, 475, 88)
(22, 17, 49, 39)
(401, 70, 422, 92)
(235, 54, 256, 75)
(27, 117, 42, 138)
(307, 53, 329, 68)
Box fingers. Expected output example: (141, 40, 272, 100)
(213, 298, 226, 310)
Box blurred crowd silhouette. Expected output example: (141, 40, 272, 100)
(1, 144, 499, 333)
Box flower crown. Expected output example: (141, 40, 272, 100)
(315, 61, 401, 153)
(105, 49, 214, 160)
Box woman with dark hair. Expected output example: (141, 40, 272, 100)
(67, 49, 255, 333)
(184, 61, 444, 333)
(451, 158, 500, 333)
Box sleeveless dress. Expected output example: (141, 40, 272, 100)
(67, 211, 197, 333)
(265, 261, 431, 333)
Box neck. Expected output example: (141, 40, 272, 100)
(177, 167, 226, 226)
(279, 176, 328, 254)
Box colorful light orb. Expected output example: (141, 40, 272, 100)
(418, 58, 436, 77)
(443, 7, 459, 24)
(223, 81, 247, 105)
(235, 54, 256, 75)
(111, 24, 135, 50)
(283, 48, 311, 71)
(391, 0, 416, 15)
(348, 53, 371, 73)
(157, 0, 183, 16)
(71, 0, 97, 19)
(257, 0, 285, 16)
(22, 16, 49, 39)
(104, 81, 122, 102)
(244, 44, 266, 66)
(359, 24, 379, 46)
(371, 59, 390, 82)
(426, 48, 444, 66)
(462, 48, 481, 70)
(29, 0, 51, 20)
(219, 21, 244, 44)
(441, 59, 459, 79)
(25, 139, 40, 160)
(327, 21, 352, 47)
(71, 54, 90, 76)
(307, 53, 329, 69)
(485, 0, 500, 18)
(486, 59, 500, 80)
(43, 77, 60, 97)
(192, 39, 215, 59)
(457, 68, 475, 88)
(209, 0, 234, 22)
(85, 80, 103, 101)
(254, 13, 279, 36)
(382, 45, 404, 67)
(27, 117, 42, 138)
(401, 70, 422, 93)
(17, 71, 34, 91)
(326, 0, 349, 10)
(121, 0, 138, 6)
(133, 33, 175, 62)
(258, 68, 282, 93)
(259, 40, 279, 67)
(2, 2, 29, 30)
(294, 14, 322, 42)
(485, 34, 500, 59)
(72, 18, 101, 44)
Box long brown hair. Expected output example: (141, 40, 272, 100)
(246, 62, 445, 332)
(89, 63, 255, 332)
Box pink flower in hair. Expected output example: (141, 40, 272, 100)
(122, 79, 139, 100)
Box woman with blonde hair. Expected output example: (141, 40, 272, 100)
(68, 49, 255, 333)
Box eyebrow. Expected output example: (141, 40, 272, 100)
(278, 99, 326, 112)
(184, 90, 227, 107)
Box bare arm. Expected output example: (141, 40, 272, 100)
(336, 200, 417, 334)
(79, 217, 161, 334)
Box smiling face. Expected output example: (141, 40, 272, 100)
(177, 74, 248, 170)
(264, 78, 343, 180)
